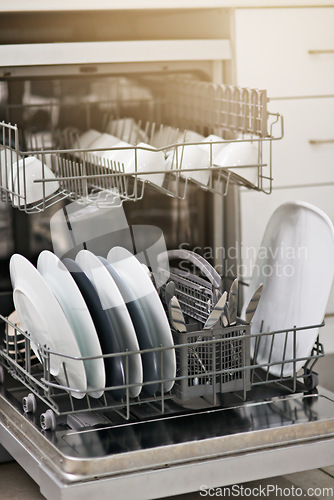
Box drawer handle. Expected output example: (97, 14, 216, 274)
(309, 139, 334, 145)
(308, 49, 334, 55)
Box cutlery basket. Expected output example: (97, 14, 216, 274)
(172, 319, 251, 402)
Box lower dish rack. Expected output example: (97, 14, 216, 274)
(0, 313, 324, 431)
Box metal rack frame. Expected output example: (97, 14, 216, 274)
(0, 78, 283, 213)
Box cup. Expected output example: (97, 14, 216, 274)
(99, 140, 133, 169)
(167, 143, 210, 186)
(73, 129, 102, 157)
(214, 141, 259, 186)
(199, 134, 226, 159)
(125, 142, 166, 187)
(176, 130, 205, 144)
(11, 156, 59, 207)
(88, 133, 120, 158)
(0, 147, 21, 189)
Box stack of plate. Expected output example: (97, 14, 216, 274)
(9, 247, 176, 400)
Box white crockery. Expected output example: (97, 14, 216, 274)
(125, 142, 166, 188)
(199, 134, 226, 159)
(0, 147, 21, 189)
(107, 246, 176, 392)
(10, 254, 87, 398)
(242, 201, 334, 377)
(214, 140, 259, 187)
(10, 156, 59, 207)
(76, 249, 143, 398)
(167, 143, 211, 186)
(74, 129, 102, 149)
(99, 140, 133, 169)
(176, 130, 205, 144)
(88, 133, 120, 157)
(37, 250, 105, 398)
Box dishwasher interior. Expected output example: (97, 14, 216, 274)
(0, 69, 334, 500)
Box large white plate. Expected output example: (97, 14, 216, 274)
(107, 246, 176, 392)
(98, 256, 159, 396)
(242, 201, 334, 377)
(10, 254, 87, 398)
(37, 250, 105, 398)
(76, 249, 143, 398)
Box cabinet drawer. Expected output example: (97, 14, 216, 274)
(235, 7, 334, 98)
(268, 96, 334, 187)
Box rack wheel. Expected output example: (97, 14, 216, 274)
(22, 393, 37, 414)
(304, 369, 319, 392)
(0, 366, 4, 384)
(40, 409, 56, 431)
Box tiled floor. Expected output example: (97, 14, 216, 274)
(1, 354, 333, 499)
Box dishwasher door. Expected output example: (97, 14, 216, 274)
(1, 367, 334, 500)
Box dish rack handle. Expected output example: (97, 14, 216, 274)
(166, 249, 221, 290)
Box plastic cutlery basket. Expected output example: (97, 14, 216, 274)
(172, 319, 251, 401)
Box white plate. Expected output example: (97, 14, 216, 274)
(37, 250, 105, 398)
(76, 249, 143, 398)
(241, 201, 334, 377)
(107, 246, 176, 392)
(10, 254, 87, 398)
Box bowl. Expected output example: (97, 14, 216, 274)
(75, 129, 102, 149)
(99, 140, 133, 169)
(125, 142, 166, 187)
(10, 156, 60, 207)
(167, 143, 211, 186)
(214, 140, 259, 186)
(176, 130, 205, 144)
(199, 134, 226, 159)
(88, 133, 121, 158)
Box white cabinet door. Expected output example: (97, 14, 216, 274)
(268, 97, 334, 187)
(234, 7, 334, 98)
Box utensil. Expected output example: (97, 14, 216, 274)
(221, 303, 229, 327)
(166, 249, 221, 289)
(203, 291, 227, 330)
(227, 279, 238, 326)
(168, 296, 187, 333)
(245, 283, 263, 324)
(164, 281, 176, 305)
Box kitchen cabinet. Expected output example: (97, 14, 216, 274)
(234, 7, 334, 338)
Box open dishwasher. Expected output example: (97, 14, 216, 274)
(0, 5, 334, 500)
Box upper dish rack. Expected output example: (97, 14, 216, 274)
(0, 77, 283, 213)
